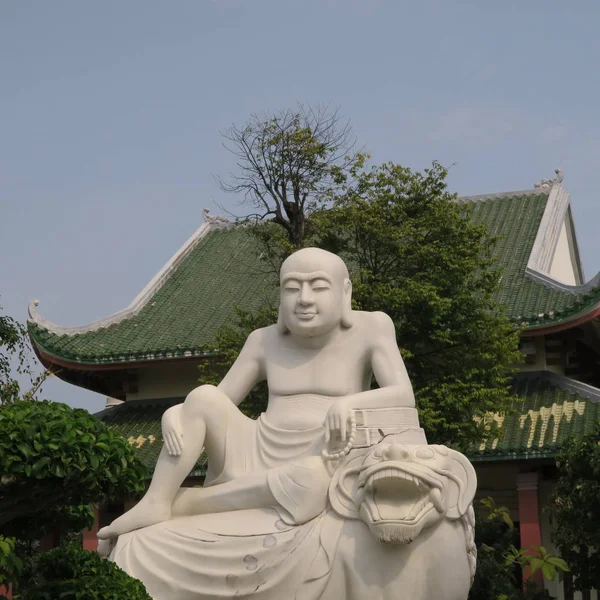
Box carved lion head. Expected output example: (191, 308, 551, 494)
(328, 441, 477, 545)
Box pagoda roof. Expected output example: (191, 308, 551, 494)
(28, 180, 600, 370)
(29, 221, 277, 368)
(96, 370, 600, 475)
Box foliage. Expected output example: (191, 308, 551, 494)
(0, 400, 147, 539)
(0, 535, 22, 589)
(469, 498, 566, 600)
(0, 300, 31, 405)
(20, 544, 152, 600)
(309, 161, 523, 448)
(505, 545, 568, 583)
(217, 105, 367, 248)
(479, 496, 515, 530)
(0, 305, 149, 595)
(550, 423, 600, 591)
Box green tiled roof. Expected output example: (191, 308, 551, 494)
(98, 398, 207, 476)
(469, 371, 600, 461)
(30, 227, 277, 365)
(467, 192, 600, 327)
(29, 190, 600, 365)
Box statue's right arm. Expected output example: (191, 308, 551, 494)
(161, 329, 266, 455)
(216, 328, 266, 406)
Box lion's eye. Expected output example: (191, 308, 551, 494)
(414, 447, 435, 460)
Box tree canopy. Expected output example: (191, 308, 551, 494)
(311, 161, 522, 448)
(551, 423, 600, 592)
(0, 302, 148, 597)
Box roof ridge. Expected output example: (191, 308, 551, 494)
(458, 189, 544, 203)
(514, 370, 600, 403)
(28, 218, 232, 336)
(524, 184, 600, 294)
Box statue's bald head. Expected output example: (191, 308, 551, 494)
(280, 248, 350, 283)
(278, 248, 353, 335)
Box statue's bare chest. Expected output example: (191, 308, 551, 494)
(264, 334, 370, 397)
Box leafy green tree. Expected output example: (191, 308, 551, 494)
(1, 301, 32, 405)
(0, 535, 22, 593)
(470, 498, 567, 600)
(0, 304, 149, 597)
(310, 161, 522, 448)
(550, 423, 600, 592)
(0, 400, 146, 539)
(217, 105, 367, 249)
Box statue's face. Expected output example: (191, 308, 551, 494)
(280, 251, 348, 337)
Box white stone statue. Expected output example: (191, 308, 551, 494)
(98, 248, 477, 600)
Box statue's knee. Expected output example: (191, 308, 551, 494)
(271, 458, 330, 525)
(184, 385, 225, 417)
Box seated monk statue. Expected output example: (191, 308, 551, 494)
(97, 247, 417, 539)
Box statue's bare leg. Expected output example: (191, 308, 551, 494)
(171, 456, 330, 525)
(171, 471, 276, 517)
(97, 385, 235, 539)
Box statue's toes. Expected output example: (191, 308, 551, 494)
(97, 537, 116, 558)
(97, 525, 115, 540)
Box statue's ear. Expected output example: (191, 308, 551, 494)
(328, 454, 363, 519)
(431, 446, 477, 520)
(276, 306, 288, 334)
(341, 279, 354, 328)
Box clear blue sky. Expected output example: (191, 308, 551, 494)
(2, 0, 600, 413)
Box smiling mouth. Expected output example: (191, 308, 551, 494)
(295, 313, 316, 320)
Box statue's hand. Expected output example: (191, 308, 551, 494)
(325, 398, 352, 443)
(162, 405, 184, 456)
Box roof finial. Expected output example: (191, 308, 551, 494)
(28, 299, 41, 322)
(534, 168, 563, 190)
(202, 208, 232, 228)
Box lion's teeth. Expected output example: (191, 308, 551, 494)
(430, 487, 444, 512)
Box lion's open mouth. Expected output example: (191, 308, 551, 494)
(357, 463, 444, 544)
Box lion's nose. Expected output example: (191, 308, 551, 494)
(383, 443, 411, 461)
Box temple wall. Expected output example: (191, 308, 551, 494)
(126, 363, 200, 401)
(473, 463, 520, 519)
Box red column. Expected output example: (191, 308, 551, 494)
(83, 505, 99, 552)
(517, 471, 544, 589)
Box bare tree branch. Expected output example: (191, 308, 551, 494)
(215, 105, 366, 248)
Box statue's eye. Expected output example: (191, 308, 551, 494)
(284, 281, 301, 292)
(312, 279, 330, 291)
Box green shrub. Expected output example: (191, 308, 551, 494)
(0, 400, 146, 539)
(22, 544, 152, 600)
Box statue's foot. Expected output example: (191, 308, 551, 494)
(97, 498, 171, 539)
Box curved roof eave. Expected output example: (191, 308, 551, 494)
(521, 300, 600, 335)
(27, 217, 231, 336)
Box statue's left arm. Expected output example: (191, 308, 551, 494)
(325, 312, 415, 440)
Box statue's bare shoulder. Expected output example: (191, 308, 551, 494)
(352, 310, 397, 344)
(246, 324, 278, 353)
